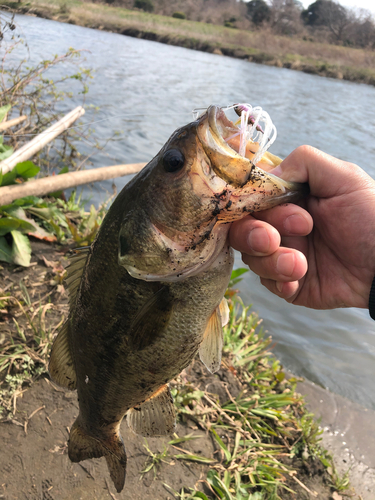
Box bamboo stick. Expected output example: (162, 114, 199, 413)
(0, 106, 85, 175)
(0, 115, 27, 132)
(0, 163, 146, 206)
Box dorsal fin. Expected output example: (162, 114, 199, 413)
(65, 247, 90, 308)
(49, 321, 76, 389)
(49, 247, 90, 390)
(199, 307, 223, 374)
(127, 384, 176, 437)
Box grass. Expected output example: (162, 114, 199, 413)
(0, 201, 353, 497)
(5, 0, 375, 85)
(168, 294, 332, 499)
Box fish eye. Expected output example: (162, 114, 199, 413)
(162, 149, 185, 173)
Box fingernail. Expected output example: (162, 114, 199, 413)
(284, 214, 308, 235)
(276, 281, 283, 293)
(276, 253, 295, 277)
(248, 227, 270, 254)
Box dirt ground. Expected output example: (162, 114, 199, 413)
(0, 367, 335, 500)
(0, 242, 340, 499)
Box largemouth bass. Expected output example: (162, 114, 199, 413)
(49, 104, 308, 492)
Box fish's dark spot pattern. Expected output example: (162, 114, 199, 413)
(212, 204, 221, 217)
(225, 200, 232, 209)
(214, 189, 228, 200)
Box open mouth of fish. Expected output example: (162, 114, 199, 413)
(196, 104, 308, 216)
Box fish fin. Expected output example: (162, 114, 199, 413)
(130, 286, 174, 351)
(65, 247, 90, 308)
(218, 297, 230, 327)
(69, 417, 127, 493)
(105, 452, 127, 493)
(199, 308, 223, 374)
(48, 321, 76, 390)
(127, 384, 176, 437)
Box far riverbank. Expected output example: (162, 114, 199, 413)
(3, 0, 375, 87)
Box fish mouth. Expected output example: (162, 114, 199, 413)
(197, 105, 308, 203)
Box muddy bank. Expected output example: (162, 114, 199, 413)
(4, 1, 375, 87)
(298, 379, 375, 500)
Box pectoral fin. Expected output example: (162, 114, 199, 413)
(218, 297, 229, 327)
(130, 286, 174, 351)
(127, 384, 176, 437)
(199, 307, 223, 374)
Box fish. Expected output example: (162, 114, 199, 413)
(49, 104, 308, 493)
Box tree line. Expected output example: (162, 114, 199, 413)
(247, 0, 375, 47)
(125, 0, 375, 49)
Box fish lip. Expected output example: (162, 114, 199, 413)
(205, 105, 244, 161)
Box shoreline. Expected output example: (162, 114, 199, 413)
(4, 0, 375, 87)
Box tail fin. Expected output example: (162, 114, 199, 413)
(68, 417, 127, 493)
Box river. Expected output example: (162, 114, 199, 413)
(5, 14, 375, 410)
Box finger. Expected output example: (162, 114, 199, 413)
(280, 235, 309, 257)
(253, 204, 313, 237)
(270, 145, 370, 198)
(260, 277, 301, 300)
(229, 216, 281, 256)
(242, 247, 308, 282)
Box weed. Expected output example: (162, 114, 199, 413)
(141, 439, 170, 476)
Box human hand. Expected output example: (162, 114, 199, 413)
(229, 146, 375, 310)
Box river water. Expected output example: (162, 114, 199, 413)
(6, 14, 375, 409)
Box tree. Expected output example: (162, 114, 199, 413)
(301, 0, 324, 26)
(247, 0, 271, 26)
(301, 0, 351, 42)
(269, 0, 304, 34)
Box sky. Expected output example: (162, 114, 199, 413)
(300, 0, 375, 16)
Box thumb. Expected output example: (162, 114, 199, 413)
(270, 145, 371, 198)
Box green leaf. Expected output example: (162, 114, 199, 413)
(0, 196, 44, 211)
(207, 470, 234, 500)
(0, 105, 11, 123)
(0, 216, 20, 235)
(11, 230, 31, 267)
(0, 215, 35, 236)
(1, 168, 17, 186)
(174, 454, 216, 464)
(15, 161, 40, 179)
(211, 429, 232, 462)
(27, 206, 68, 227)
(168, 434, 200, 445)
(58, 166, 69, 174)
(0, 143, 13, 161)
(0, 236, 12, 263)
(4, 207, 55, 241)
(230, 268, 248, 280)
(228, 268, 248, 288)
